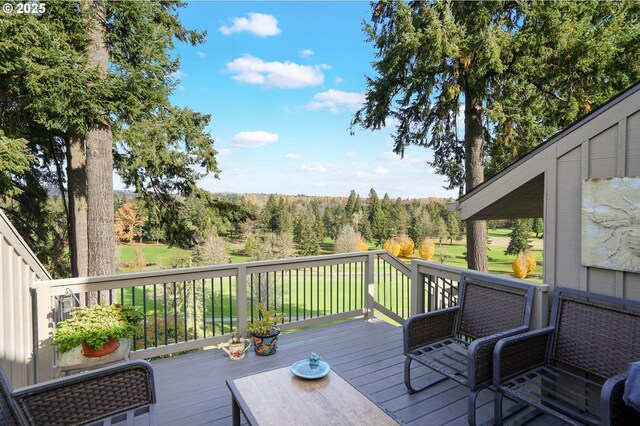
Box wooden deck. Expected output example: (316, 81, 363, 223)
(150, 318, 560, 425)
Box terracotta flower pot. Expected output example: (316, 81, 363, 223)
(82, 337, 120, 357)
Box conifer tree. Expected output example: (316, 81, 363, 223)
(352, 1, 639, 271)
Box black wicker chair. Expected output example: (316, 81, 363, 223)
(493, 287, 640, 426)
(0, 360, 156, 426)
(403, 271, 535, 425)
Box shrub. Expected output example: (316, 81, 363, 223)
(418, 238, 436, 260)
(52, 304, 144, 353)
(512, 252, 528, 279)
(383, 238, 401, 256)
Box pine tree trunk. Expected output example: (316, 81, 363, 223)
(66, 130, 88, 277)
(85, 0, 115, 277)
(464, 96, 488, 272)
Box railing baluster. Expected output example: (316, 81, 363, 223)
(153, 284, 157, 348)
(228, 276, 233, 333)
(143, 285, 148, 349)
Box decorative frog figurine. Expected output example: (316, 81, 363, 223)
(309, 352, 320, 369)
(218, 332, 252, 360)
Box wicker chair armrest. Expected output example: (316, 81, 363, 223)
(601, 372, 640, 426)
(467, 326, 529, 390)
(12, 360, 155, 426)
(493, 326, 554, 386)
(403, 306, 459, 353)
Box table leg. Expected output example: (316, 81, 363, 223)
(232, 395, 241, 426)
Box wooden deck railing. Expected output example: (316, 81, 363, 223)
(30, 253, 549, 383)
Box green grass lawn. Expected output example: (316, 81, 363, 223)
(114, 231, 544, 349)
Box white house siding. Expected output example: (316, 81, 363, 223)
(0, 210, 50, 387)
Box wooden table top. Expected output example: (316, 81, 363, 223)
(228, 365, 399, 426)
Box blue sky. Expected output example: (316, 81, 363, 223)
(140, 1, 458, 199)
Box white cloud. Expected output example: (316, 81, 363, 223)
(170, 70, 187, 80)
(218, 149, 232, 157)
(334, 77, 344, 84)
(306, 89, 365, 113)
(196, 51, 206, 59)
(226, 54, 325, 89)
(299, 49, 313, 58)
(177, 85, 185, 91)
(286, 153, 302, 159)
(382, 151, 426, 165)
(345, 151, 358, 158)
(219, 13, 281, 37)
(231, 131, 278, 148)
(300, 163, 329, 174)
(373, 167, 390, 175)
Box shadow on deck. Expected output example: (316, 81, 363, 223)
(150, 319, 563, 425)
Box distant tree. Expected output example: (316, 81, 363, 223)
(445, 212, 463, 245)
(193, 231, 229, 266)
(392, 198, 409, 236)
(345, 190, 358, 219)
(532, 218, 544, 238)
(244, 232, 259, 258)
(358, 219, 373, 243)
(505, 219, 534, 255)
(294, 211, 320, 256)
(367, 189, 386, 244)
(432, 215, 449, 245)
(114, 202, 144, 243)
(334, 224, 361, 253)
(408, 214, 422, 245)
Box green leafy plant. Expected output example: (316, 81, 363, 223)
(247, 303, 284, 336)
(52, 304, 144, 353)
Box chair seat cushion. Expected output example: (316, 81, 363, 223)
(498, 364, 604, 426)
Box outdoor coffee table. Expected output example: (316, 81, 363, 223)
(227, 365, 399, 425)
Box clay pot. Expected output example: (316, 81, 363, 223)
(82, 337, 120, 357)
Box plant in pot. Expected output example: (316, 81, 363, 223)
(247, 303, 284, 356)
(52, 304, 144, 357)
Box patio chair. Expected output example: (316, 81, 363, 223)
(1, 360, 156, 425)
(493, 287, 640, 426)
(403, 271, 535, 425)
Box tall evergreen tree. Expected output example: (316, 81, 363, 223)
(352, 1, 640, 271)
(505, 219, 534, 255)
(0, 0, 216, 277)
(367, 189, 386, 244)
(532, 218, 543, 238)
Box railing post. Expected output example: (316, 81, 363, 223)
(32, 284, 54, 383)
(236, 266, 248, 337)
(364, 252, 375, 320)
(410, 262, 424, 316)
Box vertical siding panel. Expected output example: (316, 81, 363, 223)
(555, 148, 582, 288)
(626, 110, 640, 176)
(625, 274, 640, 302)
(579, 141, 589, 291)
(0, 238, 5, 375)
(588, 125, 618, 178)
(544, 145, 558, 286)
(0, 211, 50, 387)
(586, 125, 619, 294)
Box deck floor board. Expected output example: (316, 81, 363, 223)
(150, 318, 560, 425)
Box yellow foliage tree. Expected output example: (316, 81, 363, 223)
(525, 251, 536, 273)
(418, 238, 436, 260)
(357, 236, 369, 252)
(383, 238, 401, 256)
(114, 202, 144, 243)
(512, 252, 528, 279)
(397, 235, 415, 257)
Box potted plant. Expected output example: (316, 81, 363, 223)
(247, 303, 284, 356)
(52, 304, 144, 357)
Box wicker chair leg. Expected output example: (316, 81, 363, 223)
(467, 389, 481, 426)
(494, 389, 504, 426)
